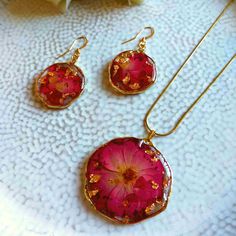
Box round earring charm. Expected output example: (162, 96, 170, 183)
(109, 27, 157, 95)
(36, 63, 85, 109)
(35, 36, 88, 109)
(109, 50, 156, 94)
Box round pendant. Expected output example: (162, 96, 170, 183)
(109, 50, 156, 94)
(84, 137, 172, 224)
(35, 63, 85, 109)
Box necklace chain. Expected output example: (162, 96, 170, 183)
(144, 0, 236, 139)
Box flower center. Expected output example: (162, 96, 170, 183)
(122, 168, 137, 183)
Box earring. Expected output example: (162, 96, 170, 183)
(35, 36, 88, 109)
(109, 27, 156, 95)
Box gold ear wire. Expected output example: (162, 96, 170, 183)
(121, 26, 155, 45)
(56, 35, 88, 64)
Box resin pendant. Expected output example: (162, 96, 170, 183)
(109, 50, 156, 94)
(84, 137, 172, 224)
(36, 63, 85, 109)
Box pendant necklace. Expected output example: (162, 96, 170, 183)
(84, 1, 236, 224)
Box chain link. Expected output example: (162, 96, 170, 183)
(144, 0, 235, 139)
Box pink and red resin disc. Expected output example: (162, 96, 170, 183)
(85, 137, 172, 224)
(36, 63, 85, 108)
(109, 50, 156, 94)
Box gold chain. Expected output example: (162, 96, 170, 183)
(144, 0, 236, 139)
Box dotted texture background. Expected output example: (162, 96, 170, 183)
(0, 0, 236, 235)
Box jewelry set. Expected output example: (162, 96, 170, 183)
(35, 1, 235, 224)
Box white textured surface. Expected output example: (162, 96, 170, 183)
(0, 0, 236, 235)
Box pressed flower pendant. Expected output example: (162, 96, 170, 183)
(36, 63, 85, 109)
(35, 36, 88, 109)
(84, 137, 172, 224)
(108, 27, 157, 95)
(109, 50, 156, 94)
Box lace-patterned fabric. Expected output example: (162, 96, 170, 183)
(0, 0, 235, 235)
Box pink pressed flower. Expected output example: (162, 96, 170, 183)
(85, 137, 172, 224)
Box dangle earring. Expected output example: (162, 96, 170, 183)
(109, 27, 157, 95)
(35, 36, 88, 109)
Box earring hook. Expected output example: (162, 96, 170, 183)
(121, 26, 155, 45)
(56, 36, 88, 62)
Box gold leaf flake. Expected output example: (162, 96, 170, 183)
(145, 203, 156, 215)
(40, 77, 47, 85)
(123, 215, 129, 224)
(120, 53, 130, 64)
(89, 174, 101, 183)
(156, 199, 163, 205)
(145, 150, 160, 162)
(156, 150, 161, 155)
(151, 157, 159, 162)
(151, 180, 159, 190)
(120, 58, 127, 64)
(147, 76, 153, 82)
(65, 69, 71, 77)
(129, 83, 140, 90)
(122, 74, 130, 85)
(88, 189, 99, 198)
(114, 57, 120, 63)
(145, 150, 154, 155)
(113, 65, 119, 76)
(48, 72, 54, 76)
(62, 93, 69, 98)
(163, 176, 170, 187)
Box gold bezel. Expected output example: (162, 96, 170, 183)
(35, 62, 85, 109)
(108, 50, 157, 95)
(83, 136, 172, 225)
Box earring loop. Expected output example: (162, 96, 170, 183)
(121, 26, 155, 45)
(56, 35, 88, 63)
